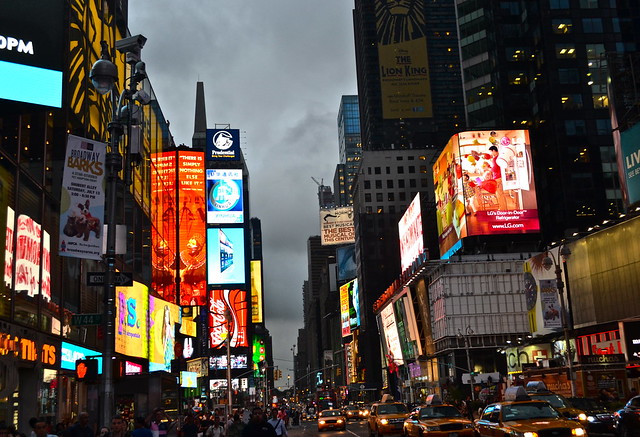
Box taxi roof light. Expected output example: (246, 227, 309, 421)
(426, 394, 443, 405)
(504, 386, 531, 402)
(526, 381, 549, 393)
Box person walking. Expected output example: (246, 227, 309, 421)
(109, 416, 130, 437)
(224, 416, 243, 437)
(266, 410, 286, 437)
(240, 408, 275, 437)
(68, 413, 92, 437)
(131, 418, 151, 437)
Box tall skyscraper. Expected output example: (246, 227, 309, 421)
(335, 95, 362, 205)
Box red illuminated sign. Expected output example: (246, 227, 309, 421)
(209, 289, 248, 348)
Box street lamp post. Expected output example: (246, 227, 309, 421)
(89, 35, 148, 427)
(291, 345, 296, 403)
(225, 308, 233, 418)
(458, 326, 475, 401)
(542, 245, 576, 397)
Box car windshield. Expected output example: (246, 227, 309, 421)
(531, 394, 567, 409)
(628, 398, 640, 409)
(501, 402, 561, 421)
(568, 398, 607, 411)
(420, 406, 462, 419)
(320, 410, 342, 417)
(378, 404, 408, 414)
(345, 406, 358, 410)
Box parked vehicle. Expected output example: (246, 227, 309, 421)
(568, 397, 615, 434)
(614, 395, 640, 437)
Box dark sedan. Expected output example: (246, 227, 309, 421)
(568, 397, 615, 434)
(615, 396, 640, 437)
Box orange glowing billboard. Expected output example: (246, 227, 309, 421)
(209, 289, 248, 349)
(433, 130, 540, 258)
(250, 261, 263, 324)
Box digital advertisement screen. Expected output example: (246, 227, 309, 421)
(340, 281, 351, 337)
(398, 193, 424, 271)
(206, 129, 241, 161)
(209, 289, 248, 348)
(206, 169, 244, 224)
(115, 282, 149, 359)
(336, 245, 357, 281)
(14, 213, 50, 300)
(61, 342, 103, 373)
(0, 1, 64, 107)
(148, 295, 181, 372)
(209, 354, 248, 370)
(207, 227, 246, 285)
(434, 130, 540, 258)
(180, 371, 198, 388)
(620, 123, 640, 205)
(210, 378, 246, 391)
(250, 261, 263, 323)
(380, 303, 404, 366)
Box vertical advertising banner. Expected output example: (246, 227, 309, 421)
(206, 129, 241, 161)
(148, 295, 181, 371)
(207, 227, 246, 285)
(177, 151, 207, 306)
(398, 193, 424, 271)
(116, 282, 149, 358)
(151, 152, 177, 301)
(250, 261, 263, 323)
(59, 135, 106, 260)
(15, 214, 50, 299)
(346, 278, 361, 330)
(4, 207, 14, 290)
(380, 303, 404, 366)
(337, 244, 357, 281)
(620, 124, 640, 205)
(340, 282, 351, 337)
(209, 289, 248, 348)
(523, 248, 566, 337)
(320, 207, 355, 245)
(206, 169, 244, 224)
(375, 0, 432, 119)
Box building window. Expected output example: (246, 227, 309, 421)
(582, 18, 603, 33)
(387, 180, 394, 189)
(398, 180, 405, 188)
(374, 167, 381, 174)
(552, 19, 572, 34)
(399, 192, 406, 201)
(377, 206, 384, 214)
(580, 0, 598, 7)
(364, 180, 371, 189)
(556, 44, 576, 59)
(367, 167, 371, 175)
(409, 179, 417, 188)
(558, 69, 580, 84)
(397, 166, 404, 174)
(366, 206, 372, 213)
(419, 165, 427, 173)
(596, 119, 611, 135)
(387, 192, 395, 201)
(561, 94, 583, 109)
(565, 120, 587, 136)
(386, 166, 391, 174)
(389, 205, 395, 214)
(408, 166, 416, 173)
(593, 94, 609, 109)
(421, 178, 429, 187)
(376, 193, 383, 202)
(375, 180, 382, 189)
(550, 0, 569, 8)
(365, 193, 371, 202)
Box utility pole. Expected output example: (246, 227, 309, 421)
(292, 345, 296, 403)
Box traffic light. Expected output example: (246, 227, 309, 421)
(76, 359, 98, 383)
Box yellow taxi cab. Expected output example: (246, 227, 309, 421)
(317, 408, 347, 431)
(476, 386, 588, 437)
(403, 395, 475, 437)
(368, 398, 409, 436)
(525, 381, 588, 423)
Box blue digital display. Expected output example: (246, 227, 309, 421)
(61, 341, 103, 373)
(207, 227, 245, 285)
(0, 60, 62, 107)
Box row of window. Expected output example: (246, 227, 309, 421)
(363, 182, 429, 203)
(551, 0, 615, 8)
(366, 165, 428, 175)
(364, 178, 430, 190)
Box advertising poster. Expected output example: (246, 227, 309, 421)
(148, 295, 181, 372)
(523, 248, 567, 336)
(59, 135, 106, 260)
(250, 261, 263, 323)
(505, 344, 552, 374)
(209, 354, 248, 370)
(15, 214, 50, 299)
(620, 124, 640, 205)
(209, 289, 248, 348)
(61, 342, 103, 373)
(398, 193, 424, 271)
(180, 371, 198, 388)
(320, 206, 355, 245)
(207, 227, 245, 285)
(380, 303, 404, 366)
(340, 282, 351, 337)
(375, 0, 432, 119)
(206, 129, 241, 161)
(115, 282, 149, 358)
(177, 152, 207, 306)
(151, 152, 177, 302)
(337, 244, 357, 281)
(4, 207, 14, 290)
(206, 169, 243, 224)
(346, 278, 361, 330)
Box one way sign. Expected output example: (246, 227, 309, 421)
(86, 272, 133, 287)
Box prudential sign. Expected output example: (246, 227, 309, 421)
(206, 129, 241, 161)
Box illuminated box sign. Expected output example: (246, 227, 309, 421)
(209, 354, 248, 370)
(0, 1, 64, 107)
(320, 207, 355, 245)
(398, 194, 424, 272)
(433, 130, 540, 259)
(148, 295, 180, 372)
(115, 282, 149, 358)
(206, 227, 246, 285)
(0, 333, 57, 366)
(206, 129, 241, 161)
(125, 361, 143, 375)
(250, 261, 263, 323)
(206, 169, 244, 224)
(208, 289, 248, 348)
(61, 341, 102, 373)
(187, 357, 209, 377)
(380, 303, 404, 366)
(180, 371, 198, 388)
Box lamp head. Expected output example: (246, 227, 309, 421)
(560, 245, 572, 260)
(542, 255, 553, 270)
(89, 57, 118, 95)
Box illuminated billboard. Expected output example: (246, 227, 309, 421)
(337, 245, 357, 281)
(206, 129, 241, 161)
(433, 130, 540, 258)
(180, 371, 198, 388)
(207, 169, 244, 224)
(148, 296, 181, 372)
(340, 278, 361, 338)
(398, 193, 424, 271)
(375, 0, 432, 119)
(620, 124, 640, 205)
(207, 227, 246, 285)
(209, 354, 248, 370)
(250, 261, 263, 323)
(0, 1, 64, 107)
(320, 207, 355, 245)
(340, 281, 351, 337)
(115, 282, 149, 358)
(209, 289, 248, 348)
(380, 303, 404, 366)
(10, 212, 51, 301)
(523, 248, 565, 337)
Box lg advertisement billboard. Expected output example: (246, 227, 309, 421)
(433, 129, 540, 258)
(0, 1, 64, 107)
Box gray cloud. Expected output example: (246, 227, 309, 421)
(129, 0, 356, 383)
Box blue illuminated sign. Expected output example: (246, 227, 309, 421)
(61, 341, 103, 373)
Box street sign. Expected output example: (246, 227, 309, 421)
(86, 272, 133, 286)
(71, 313, 103, 326)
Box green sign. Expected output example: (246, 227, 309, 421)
(71, 314, 103, 326)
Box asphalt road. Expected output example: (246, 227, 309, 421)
(287, 418, 370, 437)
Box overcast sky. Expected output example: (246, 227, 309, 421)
(128, 1, 357, 386)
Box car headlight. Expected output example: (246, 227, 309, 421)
(572, 428, 586, 436)
(337, 419, 344, 424)
(587, 416, 597, 423)
(319, 420, 325, 424)
(577, 413, 587, 421)
(522, 432, 538, 437)
(380, 419, 389, 425)
(425, 426, 440, 431)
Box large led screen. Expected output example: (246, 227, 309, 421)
(250, 261, 263, 323)
(398, 193, 424, 271)
(148, 296, 181, 372)
(380, 303, 404, 366)
(209, 354, 248, 370)
(620, 123, 640, 205)
(0, 1, 64, 107)
(115, 282, 149, 358)
(434, 130, 540, 258)
(337, 245, 357, 281)
(340, 281, 351, 337)
(207, 169, 244, 224)
(207, 227, 246, 285)
(209, 289, 248, 348)
(206, 129, 241, 161)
